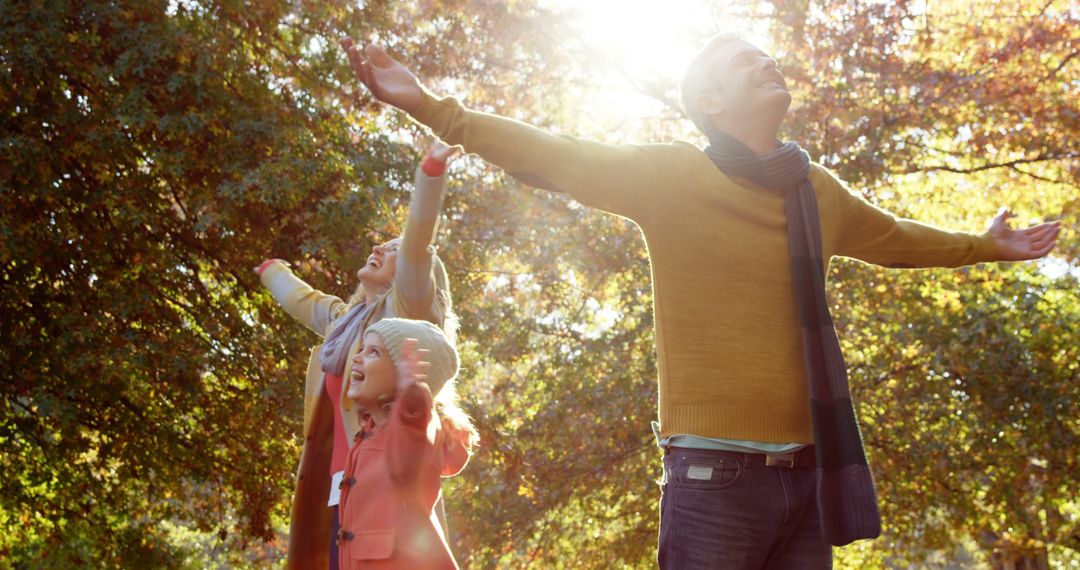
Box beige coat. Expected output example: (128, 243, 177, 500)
(260, 166, 451, 569)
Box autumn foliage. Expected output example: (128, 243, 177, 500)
(1, 0, 1076, 568)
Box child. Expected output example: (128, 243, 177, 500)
(337, 317, 476, 569)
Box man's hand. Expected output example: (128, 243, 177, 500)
(986, 208, 1061, 261)
(395, 338, 431, 393)
(339, 37, 424, 113)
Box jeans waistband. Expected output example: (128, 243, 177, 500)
(665, 445, 816, 470)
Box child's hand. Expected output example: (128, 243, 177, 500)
(395, 338, 431, 392)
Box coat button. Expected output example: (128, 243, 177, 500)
(339, 476, 356, 489)
(337, 530, 354, 544)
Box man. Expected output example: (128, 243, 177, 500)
(338, 33, 1060, 568)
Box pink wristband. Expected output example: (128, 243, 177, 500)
(256, 259, 282, 275)
(421, 155, 447, 177)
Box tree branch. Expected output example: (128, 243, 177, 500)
(904, 153, 1078, 175)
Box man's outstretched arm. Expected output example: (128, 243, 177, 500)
(338, 37, 685, 221)
(834, 174, 1061, 267)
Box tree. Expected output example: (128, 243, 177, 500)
(0, 0, 572, 565)
(2, 0, 1076, 567)
(764, 0, 1078, 566)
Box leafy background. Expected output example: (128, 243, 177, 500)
(1, 0, 1076, 568)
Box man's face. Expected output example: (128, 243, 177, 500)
(702, 40, 791, 123)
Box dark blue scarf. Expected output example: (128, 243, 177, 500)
(704, 131, 882, 546)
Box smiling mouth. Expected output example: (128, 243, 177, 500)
(756, 70, 787, 89)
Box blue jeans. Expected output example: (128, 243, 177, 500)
(658, 447, 832, 569)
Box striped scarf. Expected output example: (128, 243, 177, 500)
(704, 131, 882, 546)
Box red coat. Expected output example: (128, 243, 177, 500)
(338, 383, 471, 569)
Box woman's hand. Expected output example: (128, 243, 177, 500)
(428, 140, 461, 164)
(395, 338, 431, 393)
(253, 258, 286, 275)
(421, 140, 461, 177)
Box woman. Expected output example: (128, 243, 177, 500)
(256, 141, 459, 569)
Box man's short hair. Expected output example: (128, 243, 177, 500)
(681, 32, 745, 136)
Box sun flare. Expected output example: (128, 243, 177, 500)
(542, 0, 774, 139)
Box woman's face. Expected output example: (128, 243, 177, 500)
(355, 238, 400, 289)
(346, 332, 397, 408)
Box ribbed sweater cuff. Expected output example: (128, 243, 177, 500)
(972, 233, 1001, 263)
(411, 88, 443, 127)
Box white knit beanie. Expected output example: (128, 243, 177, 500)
(366, 318, 459, 396)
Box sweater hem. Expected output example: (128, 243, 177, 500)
(659, 402, 815, 445)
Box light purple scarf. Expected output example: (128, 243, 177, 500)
(320, 302, 374, 376)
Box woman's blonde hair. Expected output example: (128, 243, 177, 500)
(345, 252, 459, 344)
(433, 378, 478, 450)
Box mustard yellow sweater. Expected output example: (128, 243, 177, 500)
(413, 92, 1000, 444)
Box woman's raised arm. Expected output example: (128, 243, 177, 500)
(393, 142, 458, 319)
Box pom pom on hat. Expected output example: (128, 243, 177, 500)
(366, 318, 458, 396)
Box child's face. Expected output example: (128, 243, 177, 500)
(347, 332, 397, 409)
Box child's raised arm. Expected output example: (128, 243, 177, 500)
(385, 338, 438, 490)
